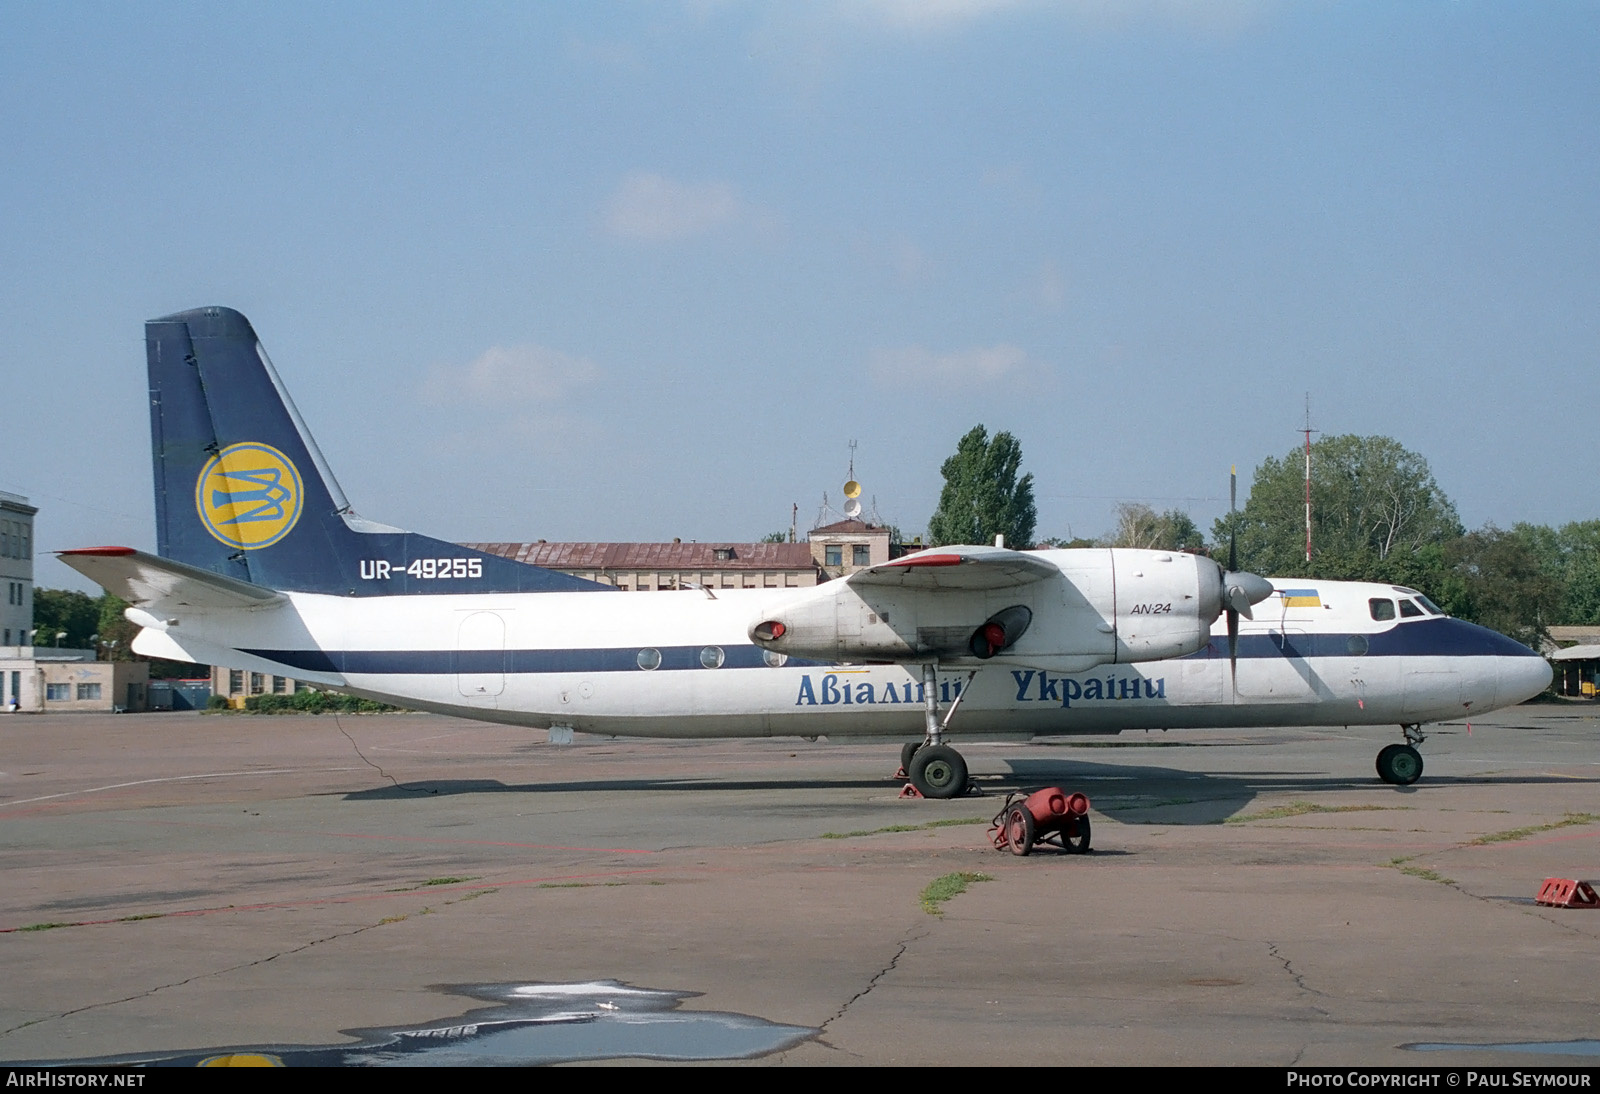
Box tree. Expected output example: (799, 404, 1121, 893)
(1104, 503, 1205, 552)
(927, 426, 1037, 548)
(1218, 435, 1462, 585)
(32, 589, 99, 648)
(1433, 525, 1563, 650)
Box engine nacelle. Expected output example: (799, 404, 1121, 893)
(749, 546, 1241, 669)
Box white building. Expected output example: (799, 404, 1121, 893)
(1, 491, 36, 711)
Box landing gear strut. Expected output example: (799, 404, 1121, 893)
(1376, 724, 1426, 785)
(903, 664, 977, 799)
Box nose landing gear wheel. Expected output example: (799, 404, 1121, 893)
(908, 743, 969, 799)
(1376, 743, 1423, 785)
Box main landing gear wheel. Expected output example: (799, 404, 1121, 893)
(908, 744, 969, 800)
(900, 740, 923, 774)
(1376, 743, 1423, 786)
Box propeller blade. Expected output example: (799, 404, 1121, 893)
(1229, 466, 1238, 574)
(1227, 604, 1239, 694)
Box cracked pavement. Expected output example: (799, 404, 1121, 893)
(2, 709, 1598, 1065)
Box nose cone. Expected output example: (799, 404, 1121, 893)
(1501, 654, 1554, 706)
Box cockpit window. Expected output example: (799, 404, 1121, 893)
(1369, 598, 1396, 621)
(1416, 595, 1444, 616)
(1399, 599, 1424, 618)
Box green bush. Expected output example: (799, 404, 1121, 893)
(242, 689, 401, 714)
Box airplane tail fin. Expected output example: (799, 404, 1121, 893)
(146, 306, 606, 595)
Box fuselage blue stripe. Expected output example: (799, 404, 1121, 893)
(239, 619, 1535, 677)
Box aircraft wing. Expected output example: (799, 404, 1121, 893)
(846, 545, 1059, 591)
(57, 547, 287, 612)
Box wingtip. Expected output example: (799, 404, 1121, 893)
(58, 546, 137, 557)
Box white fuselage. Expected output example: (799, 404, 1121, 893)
(133, 576, 1552, 740)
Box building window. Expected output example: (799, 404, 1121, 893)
(47, 683, 71, 701)
(76, 683, 102, 701)
(853, 544, 870, 566)
(714, 547, 735, 561)
(272, 676, 287, 694)
(825, 545, 842, 566)
(229, 670, 243, 695)
(250, 673, 265, 694)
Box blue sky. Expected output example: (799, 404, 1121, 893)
(4, 1, 1597, 592)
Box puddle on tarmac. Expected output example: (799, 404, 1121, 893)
(1405, 1039, 1600, 1058)
(32, 981, 818, 1067)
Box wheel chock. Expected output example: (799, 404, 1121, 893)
(1535, 878, 1600, 908)
(892, 766, 908, 780)
(898, 782, 925, 799)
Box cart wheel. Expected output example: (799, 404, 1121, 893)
(1062, 814, 1091, 854)
(1006, 806, 1035, 856)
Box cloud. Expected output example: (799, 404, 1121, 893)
(855, 231, 937, 282)
(869, 343, 1033, 385)
(1036, 261, 1068, 310)
(423, 344, 601, 406)
(601, 173, 776, 243)
(850, 0, 1028, 32)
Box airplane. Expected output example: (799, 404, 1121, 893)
(58, 307, 1553, 800)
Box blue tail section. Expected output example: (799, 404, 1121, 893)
(147, 306, 610, 595)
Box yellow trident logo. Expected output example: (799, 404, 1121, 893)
(195, 442, 304, 549)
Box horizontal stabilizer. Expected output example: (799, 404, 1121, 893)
(848, 545, 1058, 591)
(57, 547, 286, 613)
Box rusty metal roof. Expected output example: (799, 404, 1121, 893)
(809, 519, 886, 535)
(461, 541, 819, 572)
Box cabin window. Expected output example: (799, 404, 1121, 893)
(636, 648, 661, 671)
(699, 645, 725, 669)
(1346, 634, 1370, 656)
(1369, 598, 1396, 621)
(763, 650, 787, 668)
(1399, 599, 1424, 618)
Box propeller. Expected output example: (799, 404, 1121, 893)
(1221, 466, 1274, 691)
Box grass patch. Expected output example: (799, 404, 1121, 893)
(1226, 801, 1405, 825)
(920, 872, 991, 916)
(118, 914, 164, 923)
(822, 817, 987, 839)
(420, 876, 475, 887)
(1468, 813, 1600, 846)
(15, 922, 73, 933)
(538, 882, 592, 889)
(1387, 856, 1454, 886)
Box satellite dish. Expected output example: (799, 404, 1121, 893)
(843, 498, 862, 518)
(843, 480, 861, 499)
